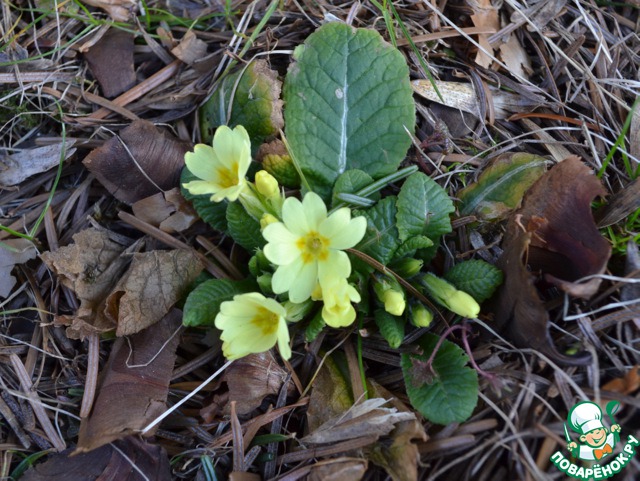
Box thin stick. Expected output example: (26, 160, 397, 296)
(80, 333, 99, 418)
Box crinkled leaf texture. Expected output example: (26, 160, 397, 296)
(444, 259, 503, 303)
(199, 60, 283, 147)
(402, 333, 478, 425)
(284, 22, 415, 199)
(396, 172, 454, 243)
(355, 197, 399, 265)
(226, 201, 264, 252)
(183, 278, 257, 327)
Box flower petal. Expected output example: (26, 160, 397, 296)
(318, 250, 351, 286)
(185, 144, 217, 180)
(271, 256, 304, 295)
(211, 181, 246, 202)
(287, 261, 318, 303)
(282, 196, 310, 236)
(263, 223, 300, 265)
(301, 192, 327, 230)
(320, 210, 367, 249)
(276, 319, 292, 360)
(182, 179, 219, 197)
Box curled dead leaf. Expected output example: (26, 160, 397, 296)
(84, 29, 135, 98)
(75, 310, 182, 453)
(83, 120, 191, 205)
(0, 239, 38, 298)
(494, 156, 611, 366)
(80, 0, 136, 21)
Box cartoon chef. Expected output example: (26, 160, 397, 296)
(566, 401, 621, 461)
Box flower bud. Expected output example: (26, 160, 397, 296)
(255, 170, 280, 199)
(420, 273, 480, 318)
(390, 257, 423, 278)
(411, 304, 433, 327)
(373, 277, 406, 316)
(257, 273, 273, 294)
(260, 213, 279, 231)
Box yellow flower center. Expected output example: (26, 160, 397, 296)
(297, 231, 329, 263)
(216, 162, 239, 188)
(251, 307, 279, 335)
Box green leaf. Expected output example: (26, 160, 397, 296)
(183, 278, 257, 327)
(226, 201, 264, 252)
(283, 22, 415, 199)
(444, 260, 503, 303)
(354, 197, 399, 265)
(200, 60, 283, 147)
(458, 153, 547, 221)
(402, 333, 478, 425)
(180, 167, 227, 231)
(374, 309, 405, 349)
(305, 309, 326, 342)
(392, 235, 433, 259)
(396, 172, 454, 243)
(331, 169, 379, 207)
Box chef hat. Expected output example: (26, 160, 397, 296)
(569, 401, 604, 435)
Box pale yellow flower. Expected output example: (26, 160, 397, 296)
(183, 125, 251, 202)
(215, 292, 291, 360)
(421, 273, 480, 318)
(262, 192, 367, 303)
(320, 277, 361, 327)
(255, 170, 279, 199)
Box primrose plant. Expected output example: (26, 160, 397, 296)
(181, 22, 503, 425)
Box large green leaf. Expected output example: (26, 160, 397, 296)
(396, 172, 454, 243)
(183, 278, 257, 327)
(199, 60, 283, 147)
(444, 260, 503, 303)
(331, 169, 378, 208)
(402, 333, 478, 425)
(355, 197, 399, 265)
(284, 23, 415, 199)
(226, 202, 264, 252)
(458, 153, 547, 221)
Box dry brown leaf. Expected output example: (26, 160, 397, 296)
(131, 188, 198, 234)
(306, 356, 353, 433)
(84, 28, 135, 98)
(498, 32, 532, 80)
(302, 398, 415, 445)
(22, 436, 171, 481)
(80, 0, 136, 21)
(171, 31, 208, 65)
(222, 352, 293, 416)
(0, 141, 76, 187)
(0, 239, 37, 298)
(308, 458, 368, 481)
(494, 156, 611, 366)
(469, 0, 500, 68)
(75, 310, 182, 453)
(365, 381, 427, 481)
(105, 249, 202, 336)
(83, 120, 191, 205)
(601, 366, 640, 397)
(41, 229, 132, 340)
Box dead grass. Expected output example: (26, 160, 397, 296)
(1, 0, 640, 480)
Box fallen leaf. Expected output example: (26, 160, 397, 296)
(458, 152, 548, 221)
(306, 355, 353, 433)
(80, 0, 136, 21)
(307, 458, 368, 481)
(84, 28, 135, 98)
(171, 31, 208, 65)
(83, 120, 191, 205)
(302, 398, 415, 445)
(494, 156, 611, 365)
(621, 240, 640, 329)
(411, 80, 547, 119)
(0, 239, 37, 298)
(75, 310, 182, 453)
(22, 436, 171, 481)
(498, 32, 532, 80)
(131, 188, 198, 233)
(601, 366, 640, 397)
(0, 141, 76, 187)
(221, 352, 293, 416)
(365, 381, 427, 481)
(469, 0, 499, 68)
(105, 249, 202, 336)
(41, 229, 132, 340)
